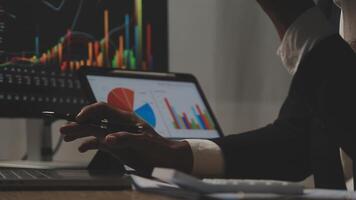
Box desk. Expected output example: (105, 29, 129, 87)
(0, 191, 176, 200)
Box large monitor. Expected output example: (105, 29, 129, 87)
(0, 0, 168, 118)
(0, 1, 168, 162)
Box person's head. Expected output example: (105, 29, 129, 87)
(335, 0, 356, 52)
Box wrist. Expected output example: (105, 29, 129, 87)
(170, 141, 193, 174)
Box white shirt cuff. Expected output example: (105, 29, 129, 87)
(277, 6, 337, 75)
(185, 139, 225, 178)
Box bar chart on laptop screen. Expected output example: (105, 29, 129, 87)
(164, 98, 215, 130)
(0, 0, 168, 71)
(87, 75, 221, 139)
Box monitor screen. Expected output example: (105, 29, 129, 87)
(0, 0, 168, 72)
(86, 75, 220, 139)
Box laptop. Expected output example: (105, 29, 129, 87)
(0, 69, 223, 190)
(79, 68, 224, 140)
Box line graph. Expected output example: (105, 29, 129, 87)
(42, 0, 67, 12)
(70, 0, 84, 30)
(42, 0, 83, 30)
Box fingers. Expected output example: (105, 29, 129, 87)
(77, 132, 145, 153)
(76, 102, 134, 124)
(60, 122, 107, 142)
(78, 138, 99, 153)
(104, 132, 144, 149)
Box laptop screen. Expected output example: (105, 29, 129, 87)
(86, 75, 220, 139)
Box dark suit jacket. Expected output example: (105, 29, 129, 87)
(213, 34, 356, 190)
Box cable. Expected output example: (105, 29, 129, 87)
(21, 120, 65, 160)
(52, 132, 64, 157)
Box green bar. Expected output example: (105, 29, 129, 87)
(112, 58, 116, 68)
(172, 122, 178, 129)
(191, 119, 197, 129)
(113, 53, 119, 68)
(124, 50, 129, 66)
(100, 39, 107, 67)
(130, 50, 136, 70)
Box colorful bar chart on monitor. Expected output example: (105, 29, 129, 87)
(39, 0, 151, 71)
(0, 0, 168, 72)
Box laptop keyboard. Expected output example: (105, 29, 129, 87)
(0, 169, 57, 180)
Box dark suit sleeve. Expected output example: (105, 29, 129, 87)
(211, 64, 314, 181)
(212, 117, 312, 182)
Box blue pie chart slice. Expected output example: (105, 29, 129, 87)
(135, 103, 156, 127)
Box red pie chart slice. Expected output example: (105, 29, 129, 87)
(107, 88, 134, 112)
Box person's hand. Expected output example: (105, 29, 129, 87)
(60, 102, 193, 174)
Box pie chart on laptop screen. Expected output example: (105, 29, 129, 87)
(107, 88, 156, 127)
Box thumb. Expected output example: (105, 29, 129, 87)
(104, 132, 143, 148)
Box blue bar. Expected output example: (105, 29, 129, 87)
(125, 15, 130, 50)
(181, 116, 190, 130)
(192, 107, 205, 129)
(198, 116, 207, 129)
(35, 36, 40, 57)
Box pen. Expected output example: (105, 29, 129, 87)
(42, 111, 144, 133)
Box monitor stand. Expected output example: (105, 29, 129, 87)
(0, 119, 87, 169)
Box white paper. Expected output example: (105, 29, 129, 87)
(130, 175, 178, 190)
(207, 189, 356, 200)
(303, 189, 356, 199)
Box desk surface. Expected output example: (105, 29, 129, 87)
(0, 191, 176, 200)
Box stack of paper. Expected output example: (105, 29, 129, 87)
(130, 168, 356, 200)
(130, 175, 200, 200)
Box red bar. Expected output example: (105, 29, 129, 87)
(146, 24, 152, 70)
(164, 98, 180, 129)
(196, 105, 211, 129)
(61, 61, 68, 71)
(94, 41, 100, 66)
